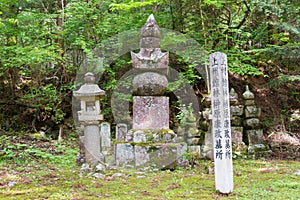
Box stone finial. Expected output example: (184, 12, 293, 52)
(84, 72, 96, 84)
(131, 14, 169, 72)
(141, 14, 160, 38)
(229, 88, 238, 99)
(242, 85, 254, 100)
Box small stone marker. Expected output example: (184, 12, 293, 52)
(209, 52, 234, 193)
(116, 123, 127, 141)
(100, 122, 111, 153)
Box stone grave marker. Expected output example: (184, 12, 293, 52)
(209, 52, 234, 193)
(100, 122, 111, 153)
(116, 123, 128, 141)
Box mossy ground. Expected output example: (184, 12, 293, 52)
(0, 136, 299, 200)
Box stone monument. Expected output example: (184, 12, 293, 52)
(209, 52, 234, 193)
(115, 14, 186, 169)
(242, 85, 265, 152)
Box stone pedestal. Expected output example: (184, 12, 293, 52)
(84, 125, 103, 164)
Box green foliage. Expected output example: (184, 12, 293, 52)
(0, 135, 78, 167)
(0, 0, 299, 132)
(110, 0, 160, 11)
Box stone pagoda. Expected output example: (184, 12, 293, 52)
(115, 14, 186, 169)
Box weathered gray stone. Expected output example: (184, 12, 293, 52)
(96, 163, 106, 172)
(135, 146, 150, 167)
(73, 72, 105, 122)
(187, 137, 200, 145)
(244, 99, 256, 106)
(115, 143, 135, 166)
(244, 118, 260, 128)
(201, 129, 214, 160)
(229, 88, 238, 99)
(248, 144, 267, 153)
(133, 130, 147, 143)
(231, 127, 243, 143)
(84, 125, 103, 164)
(177, 143, 188, 167)
(80, 163, 91, 172)
(187, 126, 200, 137)
(125, 130, 133, 142)
(188, 145, 201, 157)
(116, 123, 127, 141)
(133, 96, 169, 130)
(245, 106, 261, 118)
(229, 88, 239, 105)
(131, 14, 168, 74)
(93, 173, 105, 179)
(132, 72, 168, 96)
(231, 116, 242, 126)
(148, 143, 177, 169)
(176, 136, 185, 142)
(242, 85, 254, 100)
(8, 181, 17, 188)
(231, 127, 246, 150)
(230, 105, 244, 116)
(245, 129, 264, 144)
(112, 173, 125, 178)
(100, 122, 111, 153)
(294, 170, 300, 176)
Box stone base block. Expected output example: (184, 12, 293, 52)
(135, 146, 150, 167)
(245, 106, 261, 118)
(230, 105, 244, 116)
(231, 127, 246, 150)
(231, 127, 243, 143)
(115, 142, 187, 169)
(245, 129, 264, 144)
(126, 129, 177, 143)
(248, 144, 267, 153)
(115, 143, 135, 166)
(231, 116, 242, 126)
(243, 118, 260, 129)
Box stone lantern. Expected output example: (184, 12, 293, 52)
(74, 72, 105, 122)
(73, 72, 105, 164)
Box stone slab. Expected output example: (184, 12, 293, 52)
(230, 105, 244, 116)
(135, 146, 150, 167)
(244, 118, 260, 128)
(100, 122, 111, 152)
(245, 129, 264, 144)
(115, 143, 135, 166)
(116, 123, 128, 141)
(133, 96, 169, 130)
(245, 106, 261, 118)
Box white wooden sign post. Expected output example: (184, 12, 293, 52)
(209, 52, 234, 193)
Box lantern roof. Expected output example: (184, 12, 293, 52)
(73, 72, 105, 97)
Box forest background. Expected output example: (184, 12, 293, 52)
(0, 0, 299, 140)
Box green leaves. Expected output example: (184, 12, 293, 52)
(110, 0, 160, 11)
